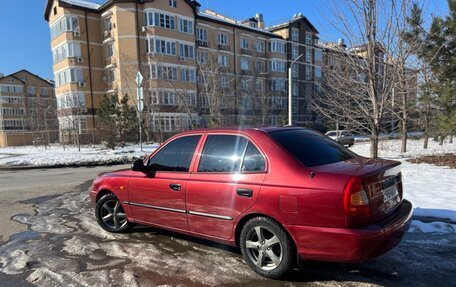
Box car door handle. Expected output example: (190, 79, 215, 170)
(170, 184, 181, 191)
(237, 188, 253, 197)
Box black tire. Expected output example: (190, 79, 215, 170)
(95, 193, 132, 233)
(240, 217, 295, 278)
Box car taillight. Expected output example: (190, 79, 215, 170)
(343, 176, 371, 216)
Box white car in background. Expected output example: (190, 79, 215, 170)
(325, 130, 355, 147)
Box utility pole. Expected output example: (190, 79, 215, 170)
(135, 71, 144, 151)
(288, 54, 304, 126)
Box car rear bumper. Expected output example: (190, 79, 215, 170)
(285, 199, 413, 262)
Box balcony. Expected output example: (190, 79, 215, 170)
(105, 57, 117, 68)
(241, 70, 252, 76)
(240, 48, 252, 55)
(197, 40, 208, 47)
(218, 44, 231, 51)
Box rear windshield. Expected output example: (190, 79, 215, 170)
(269, 129, 358, 167)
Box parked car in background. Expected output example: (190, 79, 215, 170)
(325, 130, 355, 146)
(90, 127, 412, 278)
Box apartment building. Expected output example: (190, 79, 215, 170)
(44, 0, 322, 141)
(267, 13, 323, 127)
(0, 70, 57, 147)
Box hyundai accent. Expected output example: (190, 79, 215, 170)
(90, 127, 412, 278)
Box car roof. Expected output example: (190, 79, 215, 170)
(176, 126, 307, 136)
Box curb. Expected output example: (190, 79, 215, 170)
(0, 160, 135, 170)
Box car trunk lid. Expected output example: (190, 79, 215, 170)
(312, 157, 403, 223)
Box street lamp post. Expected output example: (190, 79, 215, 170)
(288, 54, 304, 126)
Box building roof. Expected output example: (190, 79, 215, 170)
(45, 0, 201, 21)
(197, 11, 281, 38)
(0, 69, 54, 87)
(267, 14, 319, 34)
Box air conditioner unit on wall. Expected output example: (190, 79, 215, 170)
(73, 30, 80, 37)
(77, 57, 84, 63)
(78, 82, 86, 87)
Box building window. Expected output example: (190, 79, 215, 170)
(200, 95, 208, 107)
(104, 17, 112, 31)
(292, 28, 299, 42)
(292, 45, 299, 60)
(218, 54, 229, 66)
(169, 0, 177, 8)
(240, 97, 252, 109)
(196, 28, 208, 42)
(314, 66, 322, 79)
(241, 79, 250, 91)
(53, 7, 57, 15)
(315, 49, 323, 61)
(56, 92, 85, 109)
(150, 65, 178, 81)
(256, 60, 265, 73)
(146, 38, 176, 55)
(256, 79, 264, 92)
(241, 58, 250, 70)
(144, 12, 175, 30)
(270, 79, 286, 91)
(292, 82, 299, 96)
(305, 65, 311, 80)
(50, 16, 79, 39)
(179, 43, 195, 59)
(107, 43, 114, 58)
(306, 48, 312, 63)
(54, 68, 84, 87)
(108, 69, 115, 82)
(254, 41, 265, 52)
(180, 68, 196, 82)
(268, 40, 286, 53)
(218, 33, 228, 45)
(197, 51, 208, 64)
(219, 75, 229, 88)
(178, 18, 194, 34)
(306, 32, 313, 45)
(292, 64, 299, 78)
(241, 38, 249, 49)
(52, 42, 82, 63)
(269, 59, 286, 73)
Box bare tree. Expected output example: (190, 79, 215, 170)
(196, 51, 235, 127)
(310, 0, 419, 158)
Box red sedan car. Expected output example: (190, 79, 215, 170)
(90, 127, 412, 278)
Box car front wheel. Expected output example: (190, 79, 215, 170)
(240, 217, 294, 278)
(95, 193, 131, 233)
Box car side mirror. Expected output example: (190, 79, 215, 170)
(131, 159, 156, 177)
(132, 159, 146, 172)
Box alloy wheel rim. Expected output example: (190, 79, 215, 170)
(245, 226, 283, 270)
(100, 199, 127, 230)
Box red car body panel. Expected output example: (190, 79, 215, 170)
(91, 128, 413, 262)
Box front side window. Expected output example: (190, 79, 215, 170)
(148, 135, 201, 172)
(269, 129, 357, 167)
(198, 135, 248, 173)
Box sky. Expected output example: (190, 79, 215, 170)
(0, 0, 449, 81)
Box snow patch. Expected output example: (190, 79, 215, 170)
(410, 220, 456, 234)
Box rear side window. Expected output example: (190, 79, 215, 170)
(270, 129, 357, 167)
(198, 135, 248, 172)
(148, 135, 201, 172)
(241, 142, 266, 172)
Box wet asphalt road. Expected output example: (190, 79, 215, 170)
(0, 167, 455, 286)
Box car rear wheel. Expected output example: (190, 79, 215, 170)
(240, 217, 294, 278)
(95, 193, 131, 233)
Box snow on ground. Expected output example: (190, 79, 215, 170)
(0, 144, 158, 167)
(350, 138, 456, 231)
